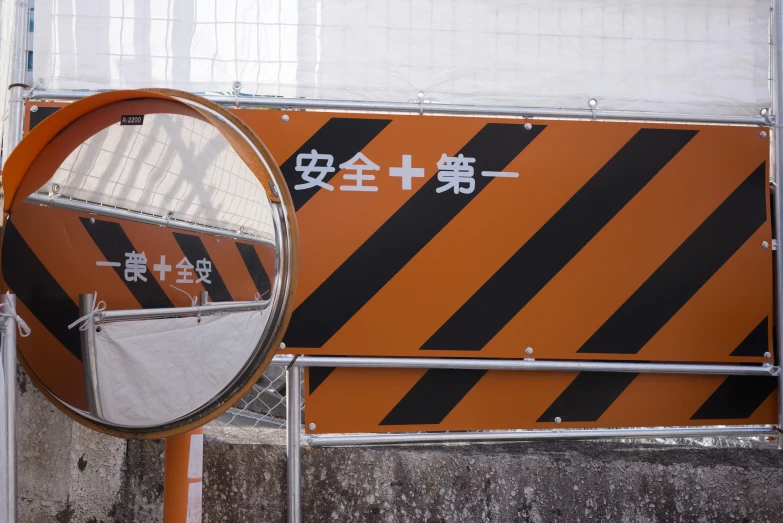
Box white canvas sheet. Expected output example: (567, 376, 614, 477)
(32, 0, 772, 117)
(39, 113, 276, 243)
(93, 308, 269, 427)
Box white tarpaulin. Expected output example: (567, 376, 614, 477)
(32, 0, 772, 117)
(39, 112, 276, 243)
(0, 0, 17, 166)
(93, 308, 269, 427)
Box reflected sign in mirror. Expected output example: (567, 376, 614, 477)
(0, 90, 298, 438)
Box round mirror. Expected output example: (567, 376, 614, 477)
(0, 90, 297, 438)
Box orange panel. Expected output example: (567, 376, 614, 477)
(305, 368, 778, 433)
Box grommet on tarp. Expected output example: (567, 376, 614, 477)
(588, 99, 597, 119)
(232, 81, 242, 109)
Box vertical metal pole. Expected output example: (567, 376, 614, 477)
(5, 0, 31, 158)
(773, 0, 783, 448)
(3, 294, 18, 523)
(286, 364, 302, 523)
(78, 294, 103, 419)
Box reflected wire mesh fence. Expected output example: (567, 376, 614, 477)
(211, 361, 777, 449)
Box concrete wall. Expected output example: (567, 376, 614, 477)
(17, 367, 783, 523)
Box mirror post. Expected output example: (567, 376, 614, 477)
(286, 363, 302, 523)
(163, 428, 204, 523)
(2, 294, 18, 523)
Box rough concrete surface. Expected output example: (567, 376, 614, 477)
(17, 364, 783, 522)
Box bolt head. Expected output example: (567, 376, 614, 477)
(762, 241, 770, 249)
(271, 184, 280, 197)
(554, 417, 562, 424)
(417, 91, 425, 100)
(232, 81, 242, 91)
(89, 217, 96, 224)
(282, 114, 290, 122)
(525, 347, 534, 355)
(51, 183, 60, 194)
(216, 238, 220, 243)
(30, 105, 38, 112)
(761, 131, 768, 138)
(588, 99, 597, 108)
(280, 342, 286, 350)
(524, 123, 533, 130)
(308, 423, 316, 430)
(765, 352, 772, 359)
(761, 108, 769, 116)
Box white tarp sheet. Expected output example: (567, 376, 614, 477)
(39, 113, 276, 243)
(32, 0, 772, 117)
(93, 308, 269, 427)
(0, 0, 17, 166)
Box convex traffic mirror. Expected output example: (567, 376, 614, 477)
(1, 90, 298, 438)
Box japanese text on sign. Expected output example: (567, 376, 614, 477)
(293, 151, 518, 194)
(96, 252, 212, 284)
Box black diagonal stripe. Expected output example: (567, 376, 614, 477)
(730, 318, 769, 357)
(80, 218, 173, 309)
(579, 163, 767, 355)
(29, 106, 60, 131)
(172, 233, 232, 302)
(423, 128, 697, 352)
(235, 243, 272, 299)
(308, 367, 336, 394)
(1, 219, 82, 360)
(281, 118, 392, 210)
(691, 375, 776, 420)
(380, 369, 486, 425)
(284, 123, 546, 348)
(537, 372, 638, 423)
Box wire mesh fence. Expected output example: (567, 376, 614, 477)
(213, 362, 294, 430)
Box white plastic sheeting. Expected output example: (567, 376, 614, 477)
(93, 308, 269, 427)
(0, 0, 16, 166)
(32, 0, 772, 117)
(39, 113, 276, 242)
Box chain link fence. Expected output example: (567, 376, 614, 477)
(212, 362, 294, 430)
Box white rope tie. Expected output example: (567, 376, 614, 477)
(67, 292, 106, 331)
(169, 285, 198, 306)
(169, 285, 206, 323)
(0, 292, 31, 337)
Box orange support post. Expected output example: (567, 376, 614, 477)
(163, 427, 204, 523)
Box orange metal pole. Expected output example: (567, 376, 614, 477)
(163, 427, 204, 523)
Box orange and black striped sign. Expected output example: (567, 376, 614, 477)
(22, 104, 776, 431)
(2, 202, 274, 410)
(233, 112, 773, 364)
(304, 367, 777, 433)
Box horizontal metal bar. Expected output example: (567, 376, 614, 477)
(29, 90, 768, 126)
(268, 355, 779, 376)
(304, 426, 778, 447)
(25, 193, 275, 247)
(101, 300, 268, 322)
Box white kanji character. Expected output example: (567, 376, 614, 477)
(389, 154, 425, 190)
(153, 255, 172, 281)
(195, 258, 212, 284)
(124, 251, 148, 282)
(176, 257, 195, 284)
(294, 149, 336, 191)
(435, 153, 476, 194)
(339, 152, 379, 192)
